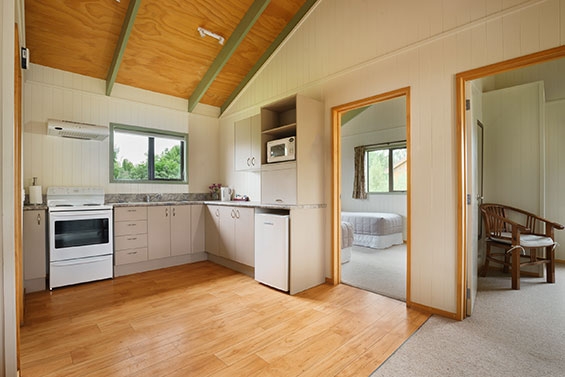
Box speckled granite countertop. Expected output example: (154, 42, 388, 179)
(112, 200, 326, 210)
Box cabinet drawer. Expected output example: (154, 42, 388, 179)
(114, 207, 148, 222)
(115, 248, 148, 265)
(114, 220, 148, 236)
(115, 234, 148, 251)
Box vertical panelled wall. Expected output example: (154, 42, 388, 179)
(546, 99, 565, 260)
(220, 0, 565, 314)
(22, 64, 219, 195)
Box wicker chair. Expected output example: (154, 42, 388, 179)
(480, 203, 563, 290)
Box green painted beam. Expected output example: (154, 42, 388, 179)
(220, 0, 318, 114)
(106, 0, 142, 96)
(188, 0, 271, 112)
(341, 106, 369, 125)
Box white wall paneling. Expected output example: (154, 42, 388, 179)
(23, 64, 220, 195)
(545, 99, 565, 260)
(219, 0, 564, 315)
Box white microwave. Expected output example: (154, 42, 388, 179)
(267, 136, 296, 163)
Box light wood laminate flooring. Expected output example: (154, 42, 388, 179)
(21, 262, 429, 376)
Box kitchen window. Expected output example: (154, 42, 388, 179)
(366, 143, 407, 193)
(110, 123, 187, 183)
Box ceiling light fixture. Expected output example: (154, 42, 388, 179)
(197, 27, 225, 45)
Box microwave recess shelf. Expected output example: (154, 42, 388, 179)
(261, 123, 297, 136)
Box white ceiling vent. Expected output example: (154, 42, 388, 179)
(47, 119, 109, 141)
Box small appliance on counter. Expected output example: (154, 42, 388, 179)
(220, 187, 233, 201)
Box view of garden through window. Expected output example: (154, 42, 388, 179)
(367, 146, 407, 193)
(112, 125, 186, 183)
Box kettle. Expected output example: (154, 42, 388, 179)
(220, 187, 233, 201)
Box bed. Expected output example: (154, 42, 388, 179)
(341, 211, 403, 249)
(341, 221, 354, 263)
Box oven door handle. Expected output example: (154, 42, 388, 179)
(50, 255, 111, 266)
(49, 210, 112, 220)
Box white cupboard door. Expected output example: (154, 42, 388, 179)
(218, 206, 236, 260)
(191, 204, 206, 253)
(171, 206, 191, 256)
(234, 117, 252, 171)
(234, 207, 254, 267)
(23, 210, 46, 281)
(205, 205, 221, 256)
(147, 206, 171, 260)
(249, 114, 261, 169)
(261, 164, 297, 205)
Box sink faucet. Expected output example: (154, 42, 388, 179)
(146, 194, 150, 203)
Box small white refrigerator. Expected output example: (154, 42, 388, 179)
(254, 213, 290, 292)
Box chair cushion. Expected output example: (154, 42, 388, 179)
(489, 232, 554, 248)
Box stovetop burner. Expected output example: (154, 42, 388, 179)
(47, 187, 112, 212)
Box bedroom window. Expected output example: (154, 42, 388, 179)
(110, 123, 187, 183)
(366, 144, 407, 193)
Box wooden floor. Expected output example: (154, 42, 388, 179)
(20, 262, 430, 377)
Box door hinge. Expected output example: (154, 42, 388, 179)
(466, 287, 471, 299)
(466, 194, 471, 205)
(465, 99, 471, 111)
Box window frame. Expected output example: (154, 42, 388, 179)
(110, 123, 188, 184)
(365, 141, 407, 194)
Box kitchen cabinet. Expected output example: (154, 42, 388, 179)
(114, 207, 148, 265)
(191, 204, 206, 253)
(205, 205, 255, 267)
(23, 210, 47, 292)
(148, 205, 191, 260)
(205, 205, 221, 256)
(234, 114, 261, 171)
(260, 95, 324, 205)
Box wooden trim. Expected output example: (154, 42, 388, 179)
(14, 23, 23, 371)
(105, 0, 141, 96)
(407, 301, 459, 320)
(188, 0, 271, 112)
(330, 87, 411, 297)
(455, 45, 565, 321)
(556, 259, 565, 265)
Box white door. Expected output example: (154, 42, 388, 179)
(466, 82, 483, 316)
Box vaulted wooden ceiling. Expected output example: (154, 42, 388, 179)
(24, 0, 316, 113)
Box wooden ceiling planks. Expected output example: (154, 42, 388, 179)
(202, 0, 307, 107)
(24, 0, 311, 109)
(25, 0, 131, 80)
(116, 0, 254, 100)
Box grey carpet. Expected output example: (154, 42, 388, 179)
(370, 265, 565, 377)
(341, 244, 406, 301)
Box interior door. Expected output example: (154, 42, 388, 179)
(465, 83, 483, 316)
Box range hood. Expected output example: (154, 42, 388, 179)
(47, 119, 109, 141)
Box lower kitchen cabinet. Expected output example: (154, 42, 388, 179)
(205, 205, 254, 267)
(23, 210, 47, 292)
(148, 205, 191, 260)
(114, 206, 149, 265)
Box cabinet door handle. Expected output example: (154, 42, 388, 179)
(127, 209, 137, 212)
(127, 223, 137, 227)
(127, 237, 137, 241)
(165, 208, 169, 217)
(275, 199, 283, 203)
(215, 209, 220, 217)
(251, 157, 255, 166)
(172, 208, 176, 217)
(127, 251, 138, 255)
(37, 213, 41, 225)
(231, 209, 235, 218)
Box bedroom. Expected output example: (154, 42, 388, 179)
(339, 94, 408, 301)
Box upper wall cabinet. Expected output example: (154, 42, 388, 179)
(234, 114, 261, 171)
(260, 95, 324, 205)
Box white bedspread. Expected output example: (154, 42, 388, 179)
(341, 211, 404, 249)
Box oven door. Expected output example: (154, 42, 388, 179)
(49, 209, 113, 262)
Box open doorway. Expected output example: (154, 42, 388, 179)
(457, 46, 565, 317)
(331, 87, 411, 303)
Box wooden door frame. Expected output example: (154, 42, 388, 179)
(456, 45, 565, 318)
(330, 87, 411, 302)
